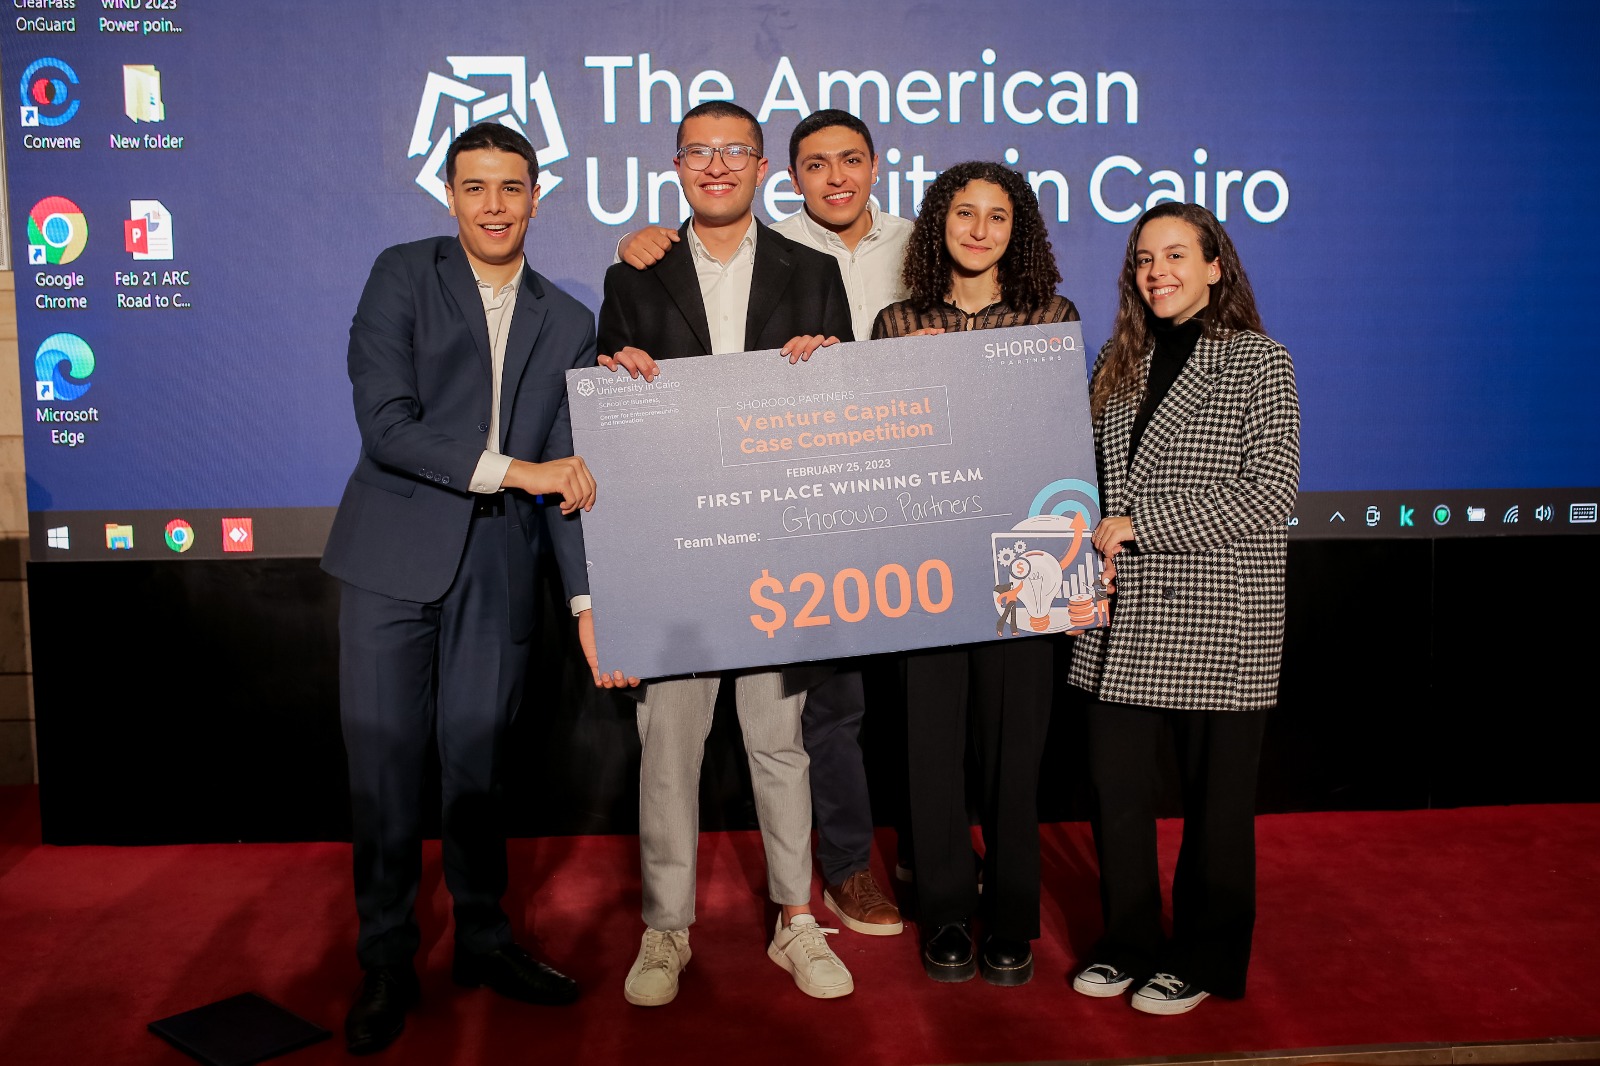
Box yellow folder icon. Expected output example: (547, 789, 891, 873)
(123, 65, 164, 123)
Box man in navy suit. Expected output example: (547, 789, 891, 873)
(321, 122, 624, 1055)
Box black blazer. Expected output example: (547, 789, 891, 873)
(597, 219, 852, 691)
(598, 219, 854, 360)
(321, 236, 594, 637)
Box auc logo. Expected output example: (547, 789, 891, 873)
(409, 56, 569, 205)
(19, 57, 79, 127)
(35, 332, 94, 402)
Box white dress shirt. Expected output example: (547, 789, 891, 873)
(467, 266, 522, 493)
(687, 216, 758, 355)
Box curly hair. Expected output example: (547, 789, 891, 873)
(902, 161, 1061, 313)
(1090, 202, 1263, 420)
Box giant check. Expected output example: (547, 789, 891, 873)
(566, 322, 1108, 680)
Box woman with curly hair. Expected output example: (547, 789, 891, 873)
(871, 161, 1078, 986)
(1067, 202, 1299, 1015)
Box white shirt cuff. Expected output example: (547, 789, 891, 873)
(569, 595, 592, 617)
(470, 451, 514, 494)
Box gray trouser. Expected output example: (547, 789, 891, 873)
(636, 671, 812, 931)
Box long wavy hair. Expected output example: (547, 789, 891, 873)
(902, 161, 1061, 313)
(1090, 202, 1263, 420)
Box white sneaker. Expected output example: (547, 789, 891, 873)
(1072, 961, 1135, 998)
(1131, 972, 1210, 1015)
(623, 928, 690, 1007)
(767, 914, 854, 999)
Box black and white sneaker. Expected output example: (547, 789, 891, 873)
(1131, 972, 1209, 1015)
(1071, 961, 1134, 998)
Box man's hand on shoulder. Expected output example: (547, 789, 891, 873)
(598, 346, 660, 381)
(779, 335, 840, 364)
(618, 226, 680, 269)
(503, 456, 597, 514)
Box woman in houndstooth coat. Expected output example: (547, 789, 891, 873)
(1066, 202, 1299, 1015)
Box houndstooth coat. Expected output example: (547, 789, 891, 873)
(1067, 329, 1300, 712)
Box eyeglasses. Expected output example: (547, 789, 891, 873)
(675, 144, 760, 171)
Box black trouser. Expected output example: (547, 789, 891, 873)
(906, 638, 1053, 942)
(802, 669, 875, 886)
(1086, 699, 1268, 998)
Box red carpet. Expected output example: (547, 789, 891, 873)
(1, 787, 1596, 1065)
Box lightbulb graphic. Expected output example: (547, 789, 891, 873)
(1013, 550, 1062, 632)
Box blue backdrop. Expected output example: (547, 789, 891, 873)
(6, 0, 1597, 523)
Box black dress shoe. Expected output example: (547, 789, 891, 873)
(921, 920, 976, 982)
(979, 934, 1034, 987)
(452, 943, 580, 1005)
(345, 964, 419, 1055)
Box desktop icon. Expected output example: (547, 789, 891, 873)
(27, 195, 88, 265)
(1467, 507, 1486, 523)
(105, 523, 134, 550)
(1534, 505, 1554, 523)
(164, 519, 195, 552)
(1432, 505, 1451, 526)
(1572, 503, 1598, 525)
(47, 526, 70, 550)
(34, 333, 94, 402)
(123, 64, 164, 123)
(221, 517, 254, 552)
(1399, 505, 1415, 528)
(126, 200, 173, 260)
(1365, 506, 1380, 527)
(1503, 505, 1519, 524)
(19, 57, 79, 127)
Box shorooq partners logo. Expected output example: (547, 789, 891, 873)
(408, 56, 569, 205)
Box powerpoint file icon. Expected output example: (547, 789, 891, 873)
(123, 65, 164, 123)
(126, 200, 174, 260)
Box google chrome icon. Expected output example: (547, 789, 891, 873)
(164, 519, 195, 553)
(27, 195, 88, 265)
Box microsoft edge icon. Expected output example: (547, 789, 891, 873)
(35, 333, 94, 401)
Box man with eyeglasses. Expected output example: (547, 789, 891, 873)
(596, 99, 855, 1007)
(617, 108, 913, 943)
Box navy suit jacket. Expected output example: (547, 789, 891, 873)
(322, 236, 593, 637)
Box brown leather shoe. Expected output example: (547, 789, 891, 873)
(823, 869, 904, 936)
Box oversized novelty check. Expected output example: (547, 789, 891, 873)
(567, 322, 1108, 680)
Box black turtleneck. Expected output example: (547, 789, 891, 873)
(1128, 313, 1205, 464)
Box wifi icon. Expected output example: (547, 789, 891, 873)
(1502, 505, 1519, 524)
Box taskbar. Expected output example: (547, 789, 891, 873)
(1288, 490, 1600, 539)
(29, 507, 336, 562)
(26, 490, 1600, 559)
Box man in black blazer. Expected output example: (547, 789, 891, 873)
(321, 122, 621, 1054)
(596, 101, 857, 1008)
